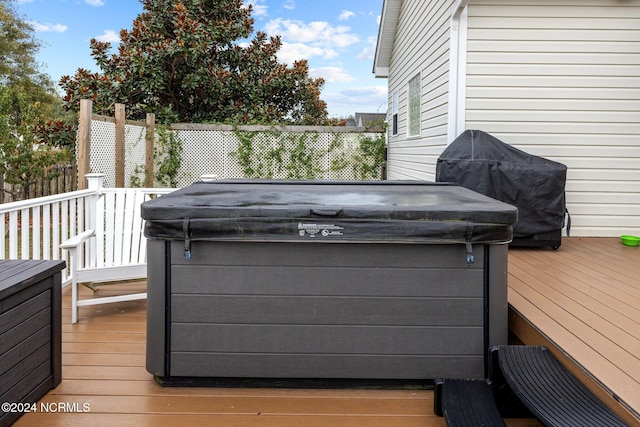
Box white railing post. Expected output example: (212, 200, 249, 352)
(86, 173, 105, 191)
(84, 173, 105, 267)
(86, 173, 105, 229)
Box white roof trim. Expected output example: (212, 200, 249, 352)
(373, 0, 401, 77)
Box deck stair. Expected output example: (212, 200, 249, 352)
(436, 345, 628, 427)
(435, 378, 506, 426)
(492, 345, 627, 426)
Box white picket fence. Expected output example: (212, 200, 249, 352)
(0, 174, 175, 285)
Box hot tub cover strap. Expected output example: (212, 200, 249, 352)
(183, 218, 192, 260)
(465, 223, 475, 264)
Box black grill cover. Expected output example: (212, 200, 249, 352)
(436, 130, 567, 238)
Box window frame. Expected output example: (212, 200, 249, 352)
(407, 74, 421, 137)
(391, 91, 399, 136)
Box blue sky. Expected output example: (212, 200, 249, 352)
(14, 0, 387, 119)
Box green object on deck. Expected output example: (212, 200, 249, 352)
(620, 235, 640, 247)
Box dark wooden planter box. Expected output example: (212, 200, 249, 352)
(0, 260, 65, 426)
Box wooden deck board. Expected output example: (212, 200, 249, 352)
(15, 414, 445, 427)
(508, 264, 640, 372)
(508, 237, 640, 425)
(14, 280, 462, 427)
(18, 238, 639, 426)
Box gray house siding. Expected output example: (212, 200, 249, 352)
(385, 0, 456, 181)
(465, 0, 640, 236)
(375, 0, 640, 237)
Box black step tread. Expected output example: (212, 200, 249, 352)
(496, 345, 627, 427)
(441, 378, 506, 427)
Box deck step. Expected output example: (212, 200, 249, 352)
(493, 345, 627, 427)
(435, 378, 506, 427)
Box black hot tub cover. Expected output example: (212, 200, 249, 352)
(436, 130, 567, 238)
(141, 180, 517, 250)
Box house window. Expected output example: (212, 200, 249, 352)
(407, 74, 420, 137)
(391, 91, 398, 136)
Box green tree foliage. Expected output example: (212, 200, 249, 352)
(60, 0, 330, 125)
(0, 87, 73, 200)
(0, 1, 75, 199)
(1, 1, 60, 107)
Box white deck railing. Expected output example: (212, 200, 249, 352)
(1, 189, 95, 283)
(0, 174, 176, 285)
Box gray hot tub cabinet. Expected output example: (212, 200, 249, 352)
(142, 181, 517, 384)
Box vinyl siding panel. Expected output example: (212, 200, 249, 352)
(465, 0, 640, 237)
(386, 0, 456, 180)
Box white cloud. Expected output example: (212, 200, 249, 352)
(85, 0, 105, 6)
(322, 85, 388, 116)
(339, 10, 355, 21)
(265, 18, 359, 48)
(341, 86, 388, 97)
(276, 42, 337, 64)
(283, 0, 295, 10)
(30, 21, 68, 33)
(16, 0, 35, 3)
(357, 36, 377, 61)
(265, 19, 358, 64)
(243, 0, 268, 17)
(95, 30, 120, 43)
(310, 67, 356, 83)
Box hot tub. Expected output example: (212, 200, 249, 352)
(142, 180, 517, 384)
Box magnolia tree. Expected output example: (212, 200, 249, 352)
(60, 0, 330, 124)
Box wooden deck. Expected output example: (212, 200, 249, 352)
(12, 237, 638, 426)
(508, 237, 640, 425)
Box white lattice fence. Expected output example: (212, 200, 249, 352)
(175, 129, 231, 184)
(89, 120, 116, 187)
(90, 119, 147, 187)
(124, 125, 147, 186)
(89, 119, 384, 187)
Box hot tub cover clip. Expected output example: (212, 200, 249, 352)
(466, 223, 474, 264)
(183, 218, 191, 260)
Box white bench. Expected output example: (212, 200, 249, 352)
(61, 174, 174, 323)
